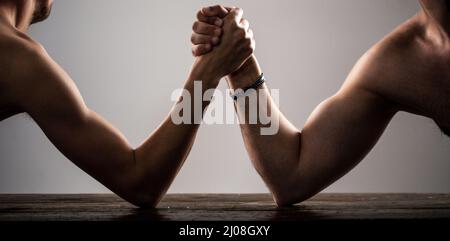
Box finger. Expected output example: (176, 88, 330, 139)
(247, 29, 254, 40)
(192, 44, 212, 57)
(196, 9, 223, 26)
(202, 5, 228, 18)
(192, 21, 222, 36)
(224, 7, 244, 24)
(224, 6, 235, 12)
(240, 18, 249, 31)
(191, 33, 220, 45)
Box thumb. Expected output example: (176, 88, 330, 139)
(223, 7, 243, 25)
(202, 5, 229, 18)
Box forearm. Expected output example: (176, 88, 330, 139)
(226, 56, 302, 205)
(132, 57, 221, 206)
(26, 55, 221, 208)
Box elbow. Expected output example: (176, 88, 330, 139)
(119, 152, 164, 209)
(270, 183, 314, 207)
(125, 191, 162, 209)
(119, 178, 164, 209)
(132, 199, 159, 209)
(273, 196, 293, 208)
(273, 192, 305, 207)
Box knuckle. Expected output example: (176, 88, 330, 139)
(245, 45, 253, 55)
(244, 39, 252, 48)
(239, 29, 247, 38)
(204, 36, 213, 44)
(239, 39, 253, 54)
(235, 28, 246, 39)
(208, 25, 217, 34)
(201, 44, 210, 52)
(192, 21, 199, 31)
(196, 9, 203, 18)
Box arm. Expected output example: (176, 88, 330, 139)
(192, 6, 398, 206)
(8, 8, 252, 208)
(227, 55, 397, 206)
(11, 44, 219, 208)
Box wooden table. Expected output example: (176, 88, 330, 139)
(0, 193, 449, 221)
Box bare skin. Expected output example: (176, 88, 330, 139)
(193, 1, 450, 206)
(0, 1, 254, 207)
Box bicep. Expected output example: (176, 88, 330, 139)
(15, 49, 135, 192)
(289, 43, 401, 200)
(295, 86, 396, 199)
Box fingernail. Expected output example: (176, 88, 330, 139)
(215, 28, 222, 36)
(214, 19, 223, 26)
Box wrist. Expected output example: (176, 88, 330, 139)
(189, 56, 223, 88)
(226, 55, 262, 90)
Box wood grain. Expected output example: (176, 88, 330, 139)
(0, 193, 449, 221)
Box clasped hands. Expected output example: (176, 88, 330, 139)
(189, 5, 260, 90)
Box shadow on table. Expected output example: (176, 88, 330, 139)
(113, 204, 330, 221)
(113, 208, 170, 221)
(269, 205, 333, 221)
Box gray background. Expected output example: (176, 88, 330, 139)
(1, 0, 449, 194)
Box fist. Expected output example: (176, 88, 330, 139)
(191, 5, 228, 55)
(192, 6, 255, 78)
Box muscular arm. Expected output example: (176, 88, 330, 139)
(5, 7, 251, 208)
(192, 5, 421, 207)
(8, 41, 221, 208)
(228, 50, 398, 206)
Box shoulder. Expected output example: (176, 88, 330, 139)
(336, 18, 426, 112)
(341, 18, 423, 93)
(0, 29, 46, 57)
(0, 30, 57, 83)
(368, 19, 421, 66)
(0, 30, 47, 103)
(0, 30, 49, 82)
(0, 31, 72, 110)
